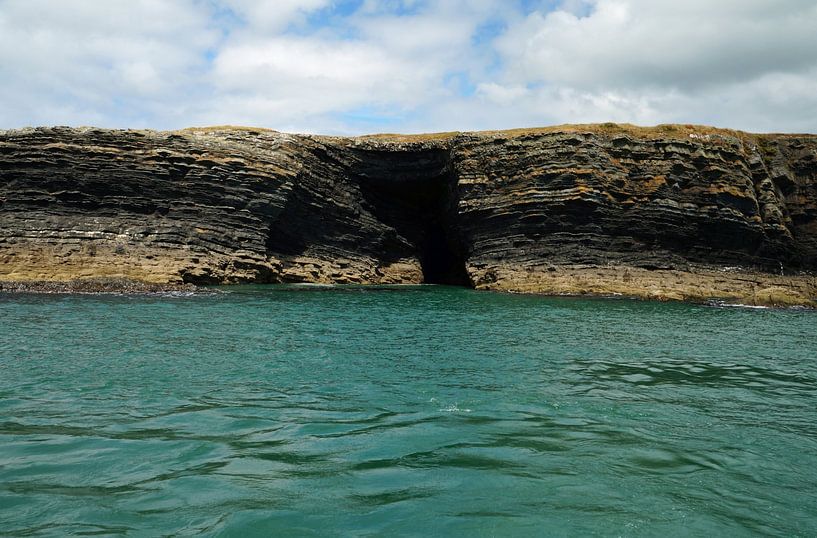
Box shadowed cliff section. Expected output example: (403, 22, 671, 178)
(349, 146, 470, 286)
(0, 123, 816, 305)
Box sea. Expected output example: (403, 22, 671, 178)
(1, 285, 815, 536)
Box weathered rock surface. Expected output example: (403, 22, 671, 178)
(1, 124, 816, 305)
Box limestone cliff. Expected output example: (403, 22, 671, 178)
(1, 124, 816, 305)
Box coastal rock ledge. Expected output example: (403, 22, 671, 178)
(1, 124, 816, 306)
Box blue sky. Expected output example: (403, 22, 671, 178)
(1, 0, 816, 134)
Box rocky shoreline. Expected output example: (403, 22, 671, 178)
(0, 277, 198, 295)
(1, 267, 814, 308)
(474, 264, 817, 307)
(1, 123, 815, 306)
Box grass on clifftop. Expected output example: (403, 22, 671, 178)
(180, 125, 281, 134)
(177, 123, 813, 142)
(357, 123, 752, 142)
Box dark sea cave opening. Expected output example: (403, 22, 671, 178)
(415, 183, 471, 287)
(353, 148, 472, 287)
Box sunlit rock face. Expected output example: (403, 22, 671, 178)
(1, 124, 815, 304)
(454, 130, 817, 279)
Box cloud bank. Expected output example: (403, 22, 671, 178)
(1, 0, 815, 134)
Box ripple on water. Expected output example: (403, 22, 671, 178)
(1, 288, 817, 536)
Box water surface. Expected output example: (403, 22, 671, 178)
(1, 286, 816, 536)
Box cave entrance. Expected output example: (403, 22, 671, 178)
(416, 181, 471, 286)
(354, 148, 471, 287)
(420, 229, 471, 285)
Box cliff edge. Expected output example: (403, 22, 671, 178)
(1, 123, 816, 305)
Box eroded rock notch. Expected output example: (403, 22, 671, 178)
(351, 146, 470, 286)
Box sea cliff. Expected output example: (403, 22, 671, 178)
(1, 124, 816, 305)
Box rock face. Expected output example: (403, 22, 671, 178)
(1, 124, 816, 305)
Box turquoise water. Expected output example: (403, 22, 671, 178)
(1, 286, 816, 537)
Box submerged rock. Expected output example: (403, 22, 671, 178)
(0, 123, 815, 305)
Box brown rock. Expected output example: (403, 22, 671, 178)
(1, 123, 815, 305)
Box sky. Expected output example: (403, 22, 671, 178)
(1, 0, 816, 135)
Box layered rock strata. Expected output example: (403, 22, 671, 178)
(1, 124, 815, 305)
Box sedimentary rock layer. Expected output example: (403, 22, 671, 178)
(1, 124, 816, 305)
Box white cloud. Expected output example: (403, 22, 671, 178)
(0, 0, 218, 127)
(0, 0, 816, 133)
(476, 82, 530, 106)
(496, 0, 817, 91)
(220, 0, 330, 32)
(196, 0, 509, 131)
(477, 0, 817, 132)
(209, 36, 419, 120)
